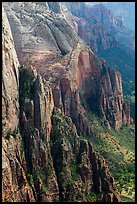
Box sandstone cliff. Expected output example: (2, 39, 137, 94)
(62, 2, 135, 89)
(2, 7, 19, 133)
(2, 2, 133, 202)
(2, 9, 35, 202)
(63, 2, 134, 51)
(51, 108, 120, 202)
(3, 2, 131, 132)
(62, 2, 118, 53)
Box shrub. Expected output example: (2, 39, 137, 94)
(5, 131, 11, 140)
(5, 128, 18, 140)
(71, 165, 78, 181)
(64, 177, 75, 185)
(19, 67, 35, 105)
(41, 185, 48, 193)
(27, 124, 35, 135)
(27, 173, 33, 183)
(85, 191, 97, 201)
(127, 165, 135, 173)
(40, 132, 45, 141)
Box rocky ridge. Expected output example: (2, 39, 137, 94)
(61, 2, 135, 113)
(2, 7, 19, 133)
(63, 2, 134, 51)
(3, 2, 131, 131)
(2, 2, 133, 202)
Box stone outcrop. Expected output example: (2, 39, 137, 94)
(2, 8, 34, 202)
(3, 2, 131, 132)
(2, 2, 133, 202)
(87, 3, 134, 50)
(63, 2, 134, 53)
(2, 2, 80, 68)
(19, 65, 54, 141)
(2, 7, 19, 133)
(51, 108, 120, 202)
(99, 66, 129, 130)
(62, 2, 135, 108)
(47, 2, 61, 14)
(60, 41, 130, 130)
(61, 3, 118, 53)
(2, 135, 36, 202)
(34, 76, 54, 140)
(2, 7, 58, 201)
(77, 18, 118, 53)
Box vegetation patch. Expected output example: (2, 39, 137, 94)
(19, 66, 35, 105)
(82, 112, 135, 202)
(5, 128, 19, 140)
(70, 165, 79, 181)
(85, 191, 102, 202)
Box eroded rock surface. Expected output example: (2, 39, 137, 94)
(2, 7, 19, 133)
(3, 2, 131, 132)
(2, 2, 133, 202)
(51, 108, 120, 202)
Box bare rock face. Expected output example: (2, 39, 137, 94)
(2, 2, 132, 202)
(3, 2, 131, 132)
(18, 66, 59, 202)
(59, 3, 79, 33)
(34, 75, 54, 140)
(87, 3, 134, 50)
(61, 4, 118, 53)
(81, 140, 120, 202)
(89, 3, 118, 29)
(2, 136, 36, 202)
(21, 126, 59, 202)
(51, 108, 120, 202)
(2, 7, 19, 133)
(99, 66, 128, 130)
(122, 102, 131, 126)
(77, 18, 118, 53)
(2, 2, 80, 69)
(63, 2, 88, 20)
(2, 7, 58, 201)
(2, 7, 35, 202)
(2, 64, 59, 202)
(62, 2, 118, 53)
(60, 41, 130, 130)
(19, 65, 54, 141)
(47, 2, 61, 14)
(101, 66, 131, 129)
(63, 2, 134, 54)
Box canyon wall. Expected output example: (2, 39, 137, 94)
(2, 2, 133, 202)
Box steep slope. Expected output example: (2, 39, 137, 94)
(104, 2, 135, 31)
(3, 2, 132, 131)
(50, 108, 120, 202)
(85, 2, 135, 32)
(62, 2, 135, 120)
(2, 7, 35, 202)
(63, 2, 134, 55)
(85, 3, 134, 50)
(96, 127, 135, 202)
(2, 7, 19, 133)
(2, 2, 134, 202)
(83, 113, 135, 202)
(2, 5, 121, 202)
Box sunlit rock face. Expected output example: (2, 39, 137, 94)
(3, 2, 131, 132)
(2, 2, 133, 202)
(2, 7, 20, 133)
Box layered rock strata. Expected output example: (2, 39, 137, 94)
(3, 2, 131, 132)
(2, 7, 19, 133)
(2, 3, 133, 202)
